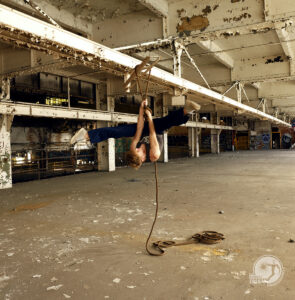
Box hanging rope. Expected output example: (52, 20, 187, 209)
(131, 59, 225, 256)
(145, 162, 160, 255)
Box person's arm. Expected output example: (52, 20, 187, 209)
(145, 109, 161, 162)
(130, 100, 146, 152)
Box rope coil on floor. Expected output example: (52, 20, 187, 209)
(145, 162, 225, 256)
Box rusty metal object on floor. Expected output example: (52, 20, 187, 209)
(11, 200, 54, 212)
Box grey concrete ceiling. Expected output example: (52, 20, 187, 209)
(45, 0, 147, 22)
(1, 0, 295, 120)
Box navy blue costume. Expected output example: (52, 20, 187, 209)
(88, 108, 189, 144)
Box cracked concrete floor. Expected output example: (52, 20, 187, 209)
(0, 150, 295, 300)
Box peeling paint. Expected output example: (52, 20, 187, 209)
(265, 56, 284, 64)
(177, 8, 186, 18)
(43, 0, 139, 23)
(0, 153, 11, 187)
(202, 6, 212, 16)
(220, 31, 241, 38)
(224, 13, 251, 23)
(177, 15, 209, 35)
(0, 23, 129, 79)
(0, 153, 11, 176)
(251, 27, 271, 34)
(0, 114, 13, 189)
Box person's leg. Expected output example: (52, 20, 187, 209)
(152, 108, 189, 133)
(88, 123, 137, 144)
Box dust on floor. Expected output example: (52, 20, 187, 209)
(0, 150, 295, 299)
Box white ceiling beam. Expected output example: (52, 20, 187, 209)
(275, 28, 295, 59)
(195, 41, 234, 69)
(0, 101, 137, 122)
(0, 4, 290, 127)
(264, 0, 295, 75)
(275, 28, 295, 76)
(276, 106, 295, 114)
(272, 98, 295, 107)
(258, 81, 295, 99)
(137, 0, 168, 18)
(232, 55, 290, 83)
(0, 101, 233, 130)
(210, 75, 295, 87)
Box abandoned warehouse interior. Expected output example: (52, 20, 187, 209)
(1, 0, 295, 299)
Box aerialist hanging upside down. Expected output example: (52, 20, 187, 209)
(71, 99, 201, 169)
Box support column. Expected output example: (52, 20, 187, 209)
(188, 127, 195, 157)
(0, 114, 14, 189)
(188, 113, 196, 158)
(196, 128, 201, 158)
(96, 81, 115, 172)
(210, 111, 221, 154)
(211, 130, 221, 154)
(217, 130, 221, 154)
(158, 93, 169, 163)
(211, 130, 217, 154)
(106, 80, 115, 171)
(155, 94, 168, 163)
(0, 78, 11, 101)
(172, 41, 183, 77)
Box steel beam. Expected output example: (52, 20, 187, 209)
(195, 40, 234, 69)
(0, 5, 291, 127)
(0, 101, 235, 130)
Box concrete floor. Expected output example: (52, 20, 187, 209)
(1, 150, 295, 300)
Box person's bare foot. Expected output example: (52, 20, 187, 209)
(71, 128, 88, 145)
(184, 100, 201, 114)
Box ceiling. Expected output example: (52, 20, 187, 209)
(1, 0, 295, 121)
(45, 0, 147, 22)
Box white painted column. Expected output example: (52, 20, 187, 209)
(217, 130, 221, 154)
(0, 114, 14, 189)
(106, 79, 115, 171)
(211, 129, 221, 154)
(216, 112, 221, 154)
(172, 41, 183, 78)
(196, 128, 201, 158)
(188, 128, 195, 157)
(211, 129, 217, 154)
(210, 111, 221, 154)
(96, 81, 115, 172)
(161, 93, 169, 162)
(210, 112, 216, 154)
(155, 93, 169, 163)
(162, 132, 168, 162)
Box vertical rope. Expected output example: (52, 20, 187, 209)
(145, 162, 163, 256)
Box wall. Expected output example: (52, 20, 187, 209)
(251, 121, 271, 150)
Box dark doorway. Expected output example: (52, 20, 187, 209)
(272, 132, 280, 149)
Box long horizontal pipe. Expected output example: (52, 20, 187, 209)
(0, 4, 290, 127)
